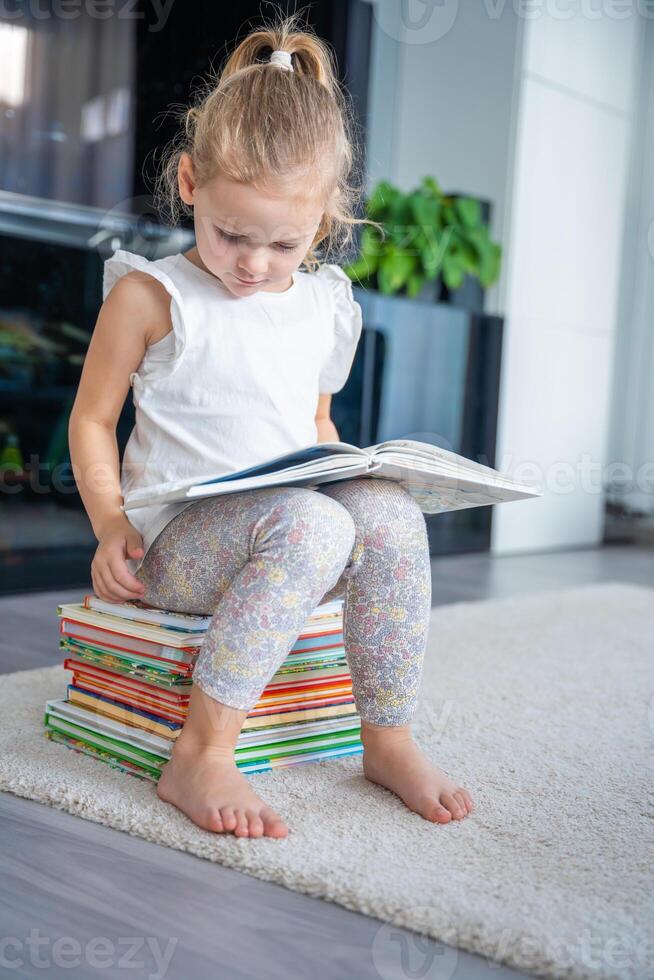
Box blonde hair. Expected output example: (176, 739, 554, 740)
(152, 8, 377, 271)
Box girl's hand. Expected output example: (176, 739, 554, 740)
(91, 516, 147, 603)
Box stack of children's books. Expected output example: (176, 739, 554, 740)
(43, 594, 361, 781)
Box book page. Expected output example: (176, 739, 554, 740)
(186, 460, 372, 500)
(194, 442, 369, 487)
(368, 460, 540, 514)
(123, 442, 371, 508)
(367, 439, 536, 491)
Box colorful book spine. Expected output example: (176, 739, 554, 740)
(45, 595, 363, 781)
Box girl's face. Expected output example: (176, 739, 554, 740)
(178, 154, 324, 296)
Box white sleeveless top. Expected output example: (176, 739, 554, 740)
(102, 249, 363, 575)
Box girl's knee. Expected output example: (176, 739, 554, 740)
(336, 478, 425, 529)
(378, 479, 423, 513)
(270, 487, 356, 559)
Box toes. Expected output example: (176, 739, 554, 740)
(266, 820, 289, 838)
(205, 807, 224, 833)
(441, 792, 464, 819)
(220, 806, 238, 832)
(261, 806, 289, 837)
(460, 789, 474, 812)
(233, 810, 250, 836)
(420, 797, 452, 823)
(211, 805, 287, 838)
(454, 790, 470, 816)
(245, 809, 264, 838)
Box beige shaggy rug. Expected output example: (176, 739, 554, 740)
(1, 582, 653, 980)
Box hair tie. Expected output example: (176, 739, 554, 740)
(269, 49, 293, 72)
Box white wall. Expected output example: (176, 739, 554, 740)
(607, 20, 654, 517)
(365, 2, 645, 554)
(492, 14, 643, 554)
(365, 0, 521, 315)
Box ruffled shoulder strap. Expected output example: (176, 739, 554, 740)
(314, 263, 363, 394)
(313, 262, 356, 309)
(102, 249, 187, 379)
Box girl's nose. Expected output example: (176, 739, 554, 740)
(238, 250, 267, 277)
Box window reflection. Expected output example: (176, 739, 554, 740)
(0, 10, 135, 209)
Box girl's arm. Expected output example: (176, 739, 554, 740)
(69, 271, 172, 602)
(315, 392, 339, 443)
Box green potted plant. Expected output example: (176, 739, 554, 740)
(344, 177, 502, 306)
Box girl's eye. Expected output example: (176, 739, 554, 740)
(216, 229, 241, 245)
(215, 228, 297, 253)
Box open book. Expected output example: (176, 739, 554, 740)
(121, 439, 542, 516)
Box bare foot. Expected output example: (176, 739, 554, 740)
(156, 738, 289, 838)
(362, 731, 474, 824)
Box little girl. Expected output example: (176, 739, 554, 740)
(69, 13, 473, 838)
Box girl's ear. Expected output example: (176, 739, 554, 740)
(178, 152, 196, 206)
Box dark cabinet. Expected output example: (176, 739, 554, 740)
(334, 289, 504, 557)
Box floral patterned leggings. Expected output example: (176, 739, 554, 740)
(135, 478, 432, 726)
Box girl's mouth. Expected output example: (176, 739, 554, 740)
(233, 274, 266, 285)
